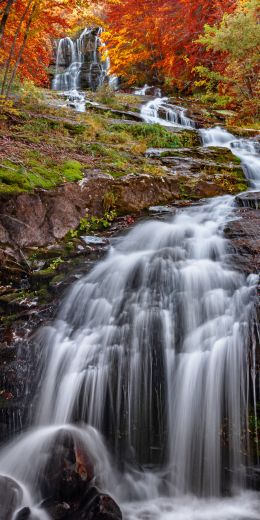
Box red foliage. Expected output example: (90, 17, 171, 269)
(0, 0, 91, 86)
(103, 0, 237, 90)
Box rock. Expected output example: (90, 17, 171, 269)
(0, 150, 246, 252)
(81, 236, 109, 246)
(43, 501, 71, 519)
(245, 466, 260, 491)
(39, 430, 94, 502)
(236, 191, 260, 209)
(149, 205, 174, 214)
(0, 221, 10, 243)
(92, 493, 122, 520)
(14, 507, 31, 520)
(62, 487, 122, 520)
(113, 173, 180, 213)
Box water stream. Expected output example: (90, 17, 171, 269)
(0, 96, 259, 519)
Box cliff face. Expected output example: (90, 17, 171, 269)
(52, 27, 109, 91)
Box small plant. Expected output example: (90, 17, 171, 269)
(65, 210, 118, 241)
(103, 191, 118, 212)
(49, 257, 64, 271)
(0, 96, 21, 121)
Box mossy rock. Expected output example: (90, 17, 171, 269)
(0, 158, 84, 194)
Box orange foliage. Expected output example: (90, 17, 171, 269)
(103, 0, 237, 90)
(0, 0, 97, 87)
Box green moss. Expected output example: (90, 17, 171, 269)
(0, 158, 84, 194)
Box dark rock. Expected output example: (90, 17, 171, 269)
(43, 501, 71, 519)
(245, 466, 260, 491)
(92, 493, 122, 520)
(39, 429, 94, 503)
(61, 487, 122, 520)
(224, 207, 260, 275)
(14, 507, 31, 520)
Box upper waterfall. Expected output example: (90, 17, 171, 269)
(52, 27, 110, 91)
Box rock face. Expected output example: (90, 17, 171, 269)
(0, 162, 246, 251)
(225, 206, 260, 276)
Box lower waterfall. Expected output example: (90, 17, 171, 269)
(0, 96, 259, 520)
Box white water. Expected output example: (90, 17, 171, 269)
(200, 126, 260, 189)
(134, 85, 162, 97)
(141, 97, 195, 128)
(134, 84, 150, 96)
(0, 96, 259, 519)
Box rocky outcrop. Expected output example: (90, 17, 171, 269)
(225, 205, 260, 275)
(0, 167, 245, 251)
(236, 191, 260, 209)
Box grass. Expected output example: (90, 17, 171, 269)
(0, 88, 249, 196)
(108, 122, 199, 148)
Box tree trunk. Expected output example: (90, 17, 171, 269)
(1, 0, 34, 95)
(6, 1, 38, 97)
(0, 0, 16, 45)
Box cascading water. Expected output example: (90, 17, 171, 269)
(134, 85, 162, 97)
(0, 95, 259, 519)
(200, 126, 260, 189)
(52, 27, 109, 92)
(141, 97, 195, 128)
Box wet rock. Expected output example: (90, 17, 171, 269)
(81, 236, 109, 246)
(14, 507, 31, 520)
(0, 221, 10, 243)
(236, 191, 260, 209)
(61, 487, 122, 520)
(38, 434, 122, 520)
(149, 205, 175, 214)
(44, 501, 71, 519)
(92, 493, 122, 520)
(245, 466, 260, 491)
(39, 430, 94, 502)
(224, 207, 260, 275)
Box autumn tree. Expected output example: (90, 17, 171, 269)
(0, 0, 99, 96)
(197, 0, 260, 116)
(103, 0, 237, 90)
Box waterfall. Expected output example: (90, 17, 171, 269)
(200, 127, 260, 189)
(141, 97, 195, 128)
(52, 27, 109, 92)
(0, 96, 259, 519)
(35, 195, 257, 497)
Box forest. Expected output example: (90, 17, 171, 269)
(0, 0, 259, 122)
(0, 1, 259, 520)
